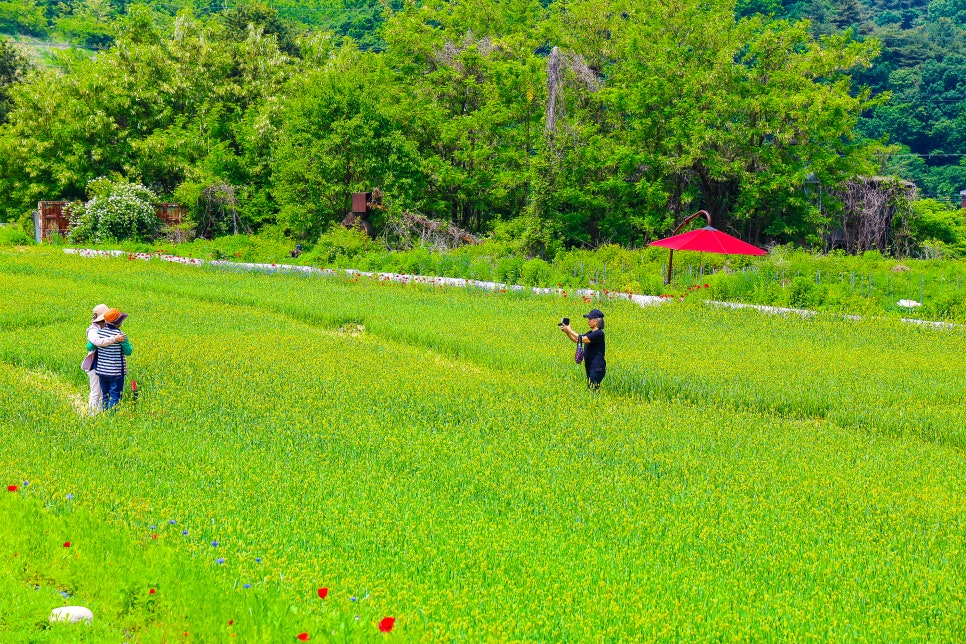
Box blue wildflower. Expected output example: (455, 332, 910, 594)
(217, 558, 225, 564)
(169, 519, 176, 525)
(212, 541, 219, 547)
(255, 557, 261, 563)
(243, 584, 251, 589)
(182, 530, 188, 536)
(66, 494, 74, 500)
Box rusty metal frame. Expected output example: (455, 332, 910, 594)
(664, 210, 711, 285)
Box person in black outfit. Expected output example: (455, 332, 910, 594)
(561, 308, 606, 391)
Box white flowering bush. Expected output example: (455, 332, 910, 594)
(68, 178, 162, 243)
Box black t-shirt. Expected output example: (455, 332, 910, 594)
(583, 329, 605, 372)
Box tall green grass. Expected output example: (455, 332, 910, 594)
(3, 248, 966, 639)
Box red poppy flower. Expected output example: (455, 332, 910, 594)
(63, 541, 71, 548)
(296, 633, 310, 641)
(317, 588, 328, 599)
(228, 620, 234, 626)
(704, 283, 710, 288)
(149, 588, 156, 595)
(378, 617, 396, 633)
(7, 485, 17, 492)
(151, 534, 158, 539)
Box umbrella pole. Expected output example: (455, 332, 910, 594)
(664, 211, 708, 286)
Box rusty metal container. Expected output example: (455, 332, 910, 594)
(154, 203, 185, 227)
(36, 201, 71, 241)
(351, 192, 370, 214)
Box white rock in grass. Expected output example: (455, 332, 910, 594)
(897, 299, 921, 308)
(49, 606, 93, 624)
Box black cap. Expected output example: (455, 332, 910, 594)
(583, 308, 604, 319)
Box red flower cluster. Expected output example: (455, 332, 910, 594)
(7, 485, 17, 492)
(63, 541, 71, 548)
(296, 633, 310, 641)
(149, 588, 156, 595)
(379, 617, 396, 633)
(317, 587, 328, 599)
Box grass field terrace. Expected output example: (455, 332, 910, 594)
(4, 246, 966, 640)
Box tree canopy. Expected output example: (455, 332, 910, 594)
(0, 0, 946, 251)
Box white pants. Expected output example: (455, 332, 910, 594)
(87, 370, 102, 414)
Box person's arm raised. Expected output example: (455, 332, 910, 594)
(561, 325, 592, 344)
(88, 327, 118, 347)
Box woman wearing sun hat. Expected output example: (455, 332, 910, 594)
(92, 308, 133, 410)
(83, 304, 126, 414)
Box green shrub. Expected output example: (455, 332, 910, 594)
(303, 224, 376, 265)
(910, 200, 966, 254)
(787, 277, 818, 308)
(468, 257, 494, 281)
(520, 258, 552, 286)
(400, 247, 434, 275)
(495, 256, 524, 284)
(0, 224, 30, 246)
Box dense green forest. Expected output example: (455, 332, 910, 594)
(0, 0, 963, 254)
(774, 0, 966, 202)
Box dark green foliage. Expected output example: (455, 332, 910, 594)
(217, 1, 301, 55)
(0, 37, 29, 122)
(0, 0, 956, 253)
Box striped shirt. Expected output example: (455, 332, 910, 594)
(94, 325, 125, 377)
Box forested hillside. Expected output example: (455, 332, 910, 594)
(766, 0, 966, 202)
(0, 0, 396, 50)
(0, 0, 963, 253)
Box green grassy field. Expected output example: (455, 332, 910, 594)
(3, 246, 966, 640)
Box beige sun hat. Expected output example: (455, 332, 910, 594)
(92, 304, 109, 322)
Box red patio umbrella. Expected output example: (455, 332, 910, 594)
(650, 210, 766, 285)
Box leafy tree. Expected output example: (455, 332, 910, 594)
(55, 0, 117, 48)
(271, 46, 424, 239)
(0, 5, 295, 230)
(0, 37, 29, 123)
(0, 0, 48, 35)
(381, 0, 549, 232)
(543, 0, 882, 245)
(217, 1, 300, 55)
